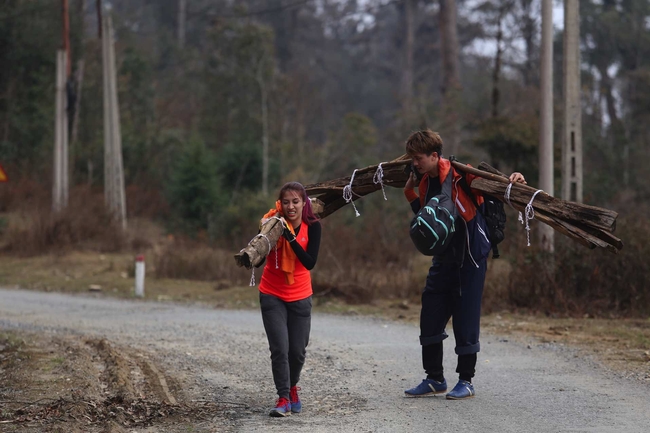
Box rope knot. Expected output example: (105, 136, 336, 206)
(343, 169, 361, 217)
(372, 163, 388, 201)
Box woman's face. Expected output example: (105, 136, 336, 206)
(281, 190, 305, 226)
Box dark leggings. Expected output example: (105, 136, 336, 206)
(260, 293, 312, 399)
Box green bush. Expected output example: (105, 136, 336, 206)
(166, 138, 223, 235)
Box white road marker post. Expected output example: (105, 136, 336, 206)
(135, 254, 145, 298)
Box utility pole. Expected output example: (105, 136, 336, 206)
(539, 0, 554, 251)
(53, 0, 71, 212)
(562, 0, 583, 203)
(102, 13, 127, 229)
(54, 49, 68, 213)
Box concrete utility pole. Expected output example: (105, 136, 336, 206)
(53, 50, 69, 213)
(53, 0, 71, 213)
(562, 0, 583, 203)
(102, 13, 127, 229)
(539, 0, 554, 251)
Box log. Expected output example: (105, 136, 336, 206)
(471, 177, 617, 233)
(305, 158, 412, 218)
(453, 160, 617, 232)
(234, 216, 284, 270)
(506, 199, 618, 253)
(234, 198, 325, 269)
(466, 162, 622, 253)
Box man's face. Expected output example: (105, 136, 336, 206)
(411, 152, 439, 175)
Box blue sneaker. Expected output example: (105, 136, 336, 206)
(446, 380, 475, 400)
(269, 397, 291, 417)
(404, 379, 447, 397)
(290, 386, 302, 413)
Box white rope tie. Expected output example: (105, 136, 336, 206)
(343, 169, 361, 217)
(504, 183, 516, 209)
(504, 182, 525, 225)
(373, 162, 388, 201)
(523, 189, 544, 246)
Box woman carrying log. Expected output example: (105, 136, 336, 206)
(257, 181, 321, 417)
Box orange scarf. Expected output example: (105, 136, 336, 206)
(262, 200, 297, 285)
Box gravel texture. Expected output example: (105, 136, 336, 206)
(1, 287, 649, 432)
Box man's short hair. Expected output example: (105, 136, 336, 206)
(405, 129, 443, 157)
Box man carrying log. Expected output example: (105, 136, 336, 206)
(403, 129, 526, 400)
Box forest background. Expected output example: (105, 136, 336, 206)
(1, 0, 649, 318)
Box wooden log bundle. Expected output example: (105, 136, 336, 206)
(304, 156, 412, 218)
(451, 160, 622, 254)
(235, 155, 622, 269)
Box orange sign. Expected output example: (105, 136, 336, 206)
(0, 163, 7, 182)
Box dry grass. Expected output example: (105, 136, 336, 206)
(0, 250, 260, 308)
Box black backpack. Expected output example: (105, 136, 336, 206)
(409, 173, 458, 256)
(458, 174, 506, 258)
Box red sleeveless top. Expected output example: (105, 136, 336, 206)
(259, 223, 313, 302)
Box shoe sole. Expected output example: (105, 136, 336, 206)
(445, 394, 475, 400)
(404, 390, 447, 398)
(269, 410, 291, 417)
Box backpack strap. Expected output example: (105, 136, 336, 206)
(457, 170, 500, 259)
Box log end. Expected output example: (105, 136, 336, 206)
(234, 251, 252, 269)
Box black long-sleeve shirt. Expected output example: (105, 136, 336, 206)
(288, 221, 321, 270)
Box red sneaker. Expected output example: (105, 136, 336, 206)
(290, 386, 302, 413)
(269, 397, 291, 417)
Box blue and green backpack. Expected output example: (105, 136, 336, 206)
(409, 174, 457, 256)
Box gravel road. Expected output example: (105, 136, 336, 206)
(1, 287, 649, 433)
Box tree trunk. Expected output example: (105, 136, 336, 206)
(539, 0, 554, 251)
(257, 52, 270, 196)
(402, 0, 415, 124)
(438, 0, 461, 156)
(177, 0, 186, 48)
(491, 4, 505, 118)
(519, 0, 537, 86)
